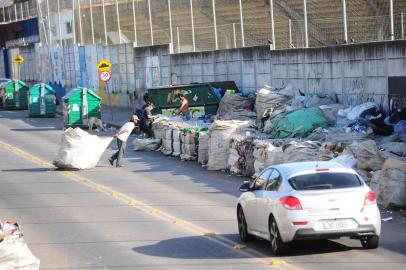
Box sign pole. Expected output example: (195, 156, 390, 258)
(97, 58, 114, 121)
(106, 81, 114, 121)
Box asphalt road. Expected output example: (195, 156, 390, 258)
(0, 109, 405, 270)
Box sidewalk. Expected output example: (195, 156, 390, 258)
(56, 105, 133, 129)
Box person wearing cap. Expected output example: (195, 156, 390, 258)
(177, 93, 192, 121)
(108, 115, 139, 167)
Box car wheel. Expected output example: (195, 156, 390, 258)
(269, 217, 289, 255)
(360, 235, 379, 249)
(237, 207, 254, 242)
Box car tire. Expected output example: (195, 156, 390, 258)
(237, 207, 254, 242)
(269, 217, 289, 255)
(360, 235, 379, 249)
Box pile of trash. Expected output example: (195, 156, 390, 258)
(133, 84, 406, 209)
(53, 128, 113, 169)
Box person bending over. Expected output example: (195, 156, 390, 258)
(109, 115, 139, 167)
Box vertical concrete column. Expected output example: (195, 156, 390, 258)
(289, 19, 292, 48)
(342, 0, 348, 43)
(390, 0, 394, 40)
(46, 0, 52, 44)
(303, 0, 308, 48)
(168, 0, 172, 49)
(102, 0, 107, 45)
(239, 0, 244, 47)
(57, 0, 62, 46)
(73, 0, 77, 44)
(133, 0, 138, 46)
(212, 0, 218, 50)
(78, 0, 83, 45)
(190, 0, 196, 52)
(270, 0, 275, 49)
(89, 0, 95, 45)
(115, 0, 122, 43)
(148, 0, 154, 45)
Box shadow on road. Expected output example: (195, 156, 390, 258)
(10, 128, 60, 131)
(133, 234, 355, 259)
(2, 168, 51, 172)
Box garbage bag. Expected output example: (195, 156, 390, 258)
(198, 132, 209, 165)
(255, 85, 293, 127)
(355, 140, 384, 171)
(207, 120, 253, 171)
(0, 223, 40, 270)
(228, 135, 256, 176)
(53, 128, 113, 169)
(370, 158, 406, 208)
(172, 129, 181, 157)
(282, 140, 321, 163)
(133, 138, 161, 151)
(217, 92, 255, 120)
(161, 128, 173, 156)
(270, 107, 329, 139)
(339, 102, 379, 121)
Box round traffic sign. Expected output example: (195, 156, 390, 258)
(99, 70, 111, 82)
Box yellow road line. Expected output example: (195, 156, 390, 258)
(0, 140, 303, 270)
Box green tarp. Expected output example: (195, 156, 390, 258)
(270, 107, 329, 139)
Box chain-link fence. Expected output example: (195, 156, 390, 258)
(34, 0, 406, 53)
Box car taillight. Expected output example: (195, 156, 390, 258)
(280, 196, 303, 210)
(364, 191, 376, 205)
(315, 168, 329, 172)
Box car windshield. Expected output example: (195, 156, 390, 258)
(289, 172, 362, 190)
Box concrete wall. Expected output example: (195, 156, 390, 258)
(170, 41, 406, 109)
(7, 40, 406, 110)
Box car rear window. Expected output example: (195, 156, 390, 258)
(289, 172, 363, 190)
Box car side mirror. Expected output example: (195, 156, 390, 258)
(239, 181, 251, 192)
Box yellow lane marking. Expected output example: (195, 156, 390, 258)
(0, 140, 303, 269)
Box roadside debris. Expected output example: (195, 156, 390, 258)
(138, 84, 406, 209)
(53, 128, 113, 169)
(0, 220, 40, 270)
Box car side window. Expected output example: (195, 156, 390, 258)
(265, 169, 282, 191)
(252, 169, 272, 191)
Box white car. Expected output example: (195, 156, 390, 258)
(237, 161, 381, 254)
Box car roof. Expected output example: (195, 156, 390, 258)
(270, 161, 356, 179)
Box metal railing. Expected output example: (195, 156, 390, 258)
(35, 0, 406, 53)
(0, 0, 37, 24)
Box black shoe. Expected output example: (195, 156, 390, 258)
(116, 164, 124, 167)
(108, 158, 114, 166)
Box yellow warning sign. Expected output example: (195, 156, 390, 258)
(97, 58, 112, 72)
(13, 54, 25, 64)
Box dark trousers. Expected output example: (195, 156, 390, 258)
(110, 139, 126, 165)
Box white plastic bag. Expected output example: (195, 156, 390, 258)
(53, 128, 113, 169)
(0, 224, 40, 270)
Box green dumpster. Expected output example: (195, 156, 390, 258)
(28, 83, 56, 117)
(147, 82, 235, 118)
(62, 87, 102, 128)
(0, 79, 28, 110)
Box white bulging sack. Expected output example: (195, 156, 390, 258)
(53, 128, 113, 169)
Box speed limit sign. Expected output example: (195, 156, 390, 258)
(99, 70, 112, 82)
